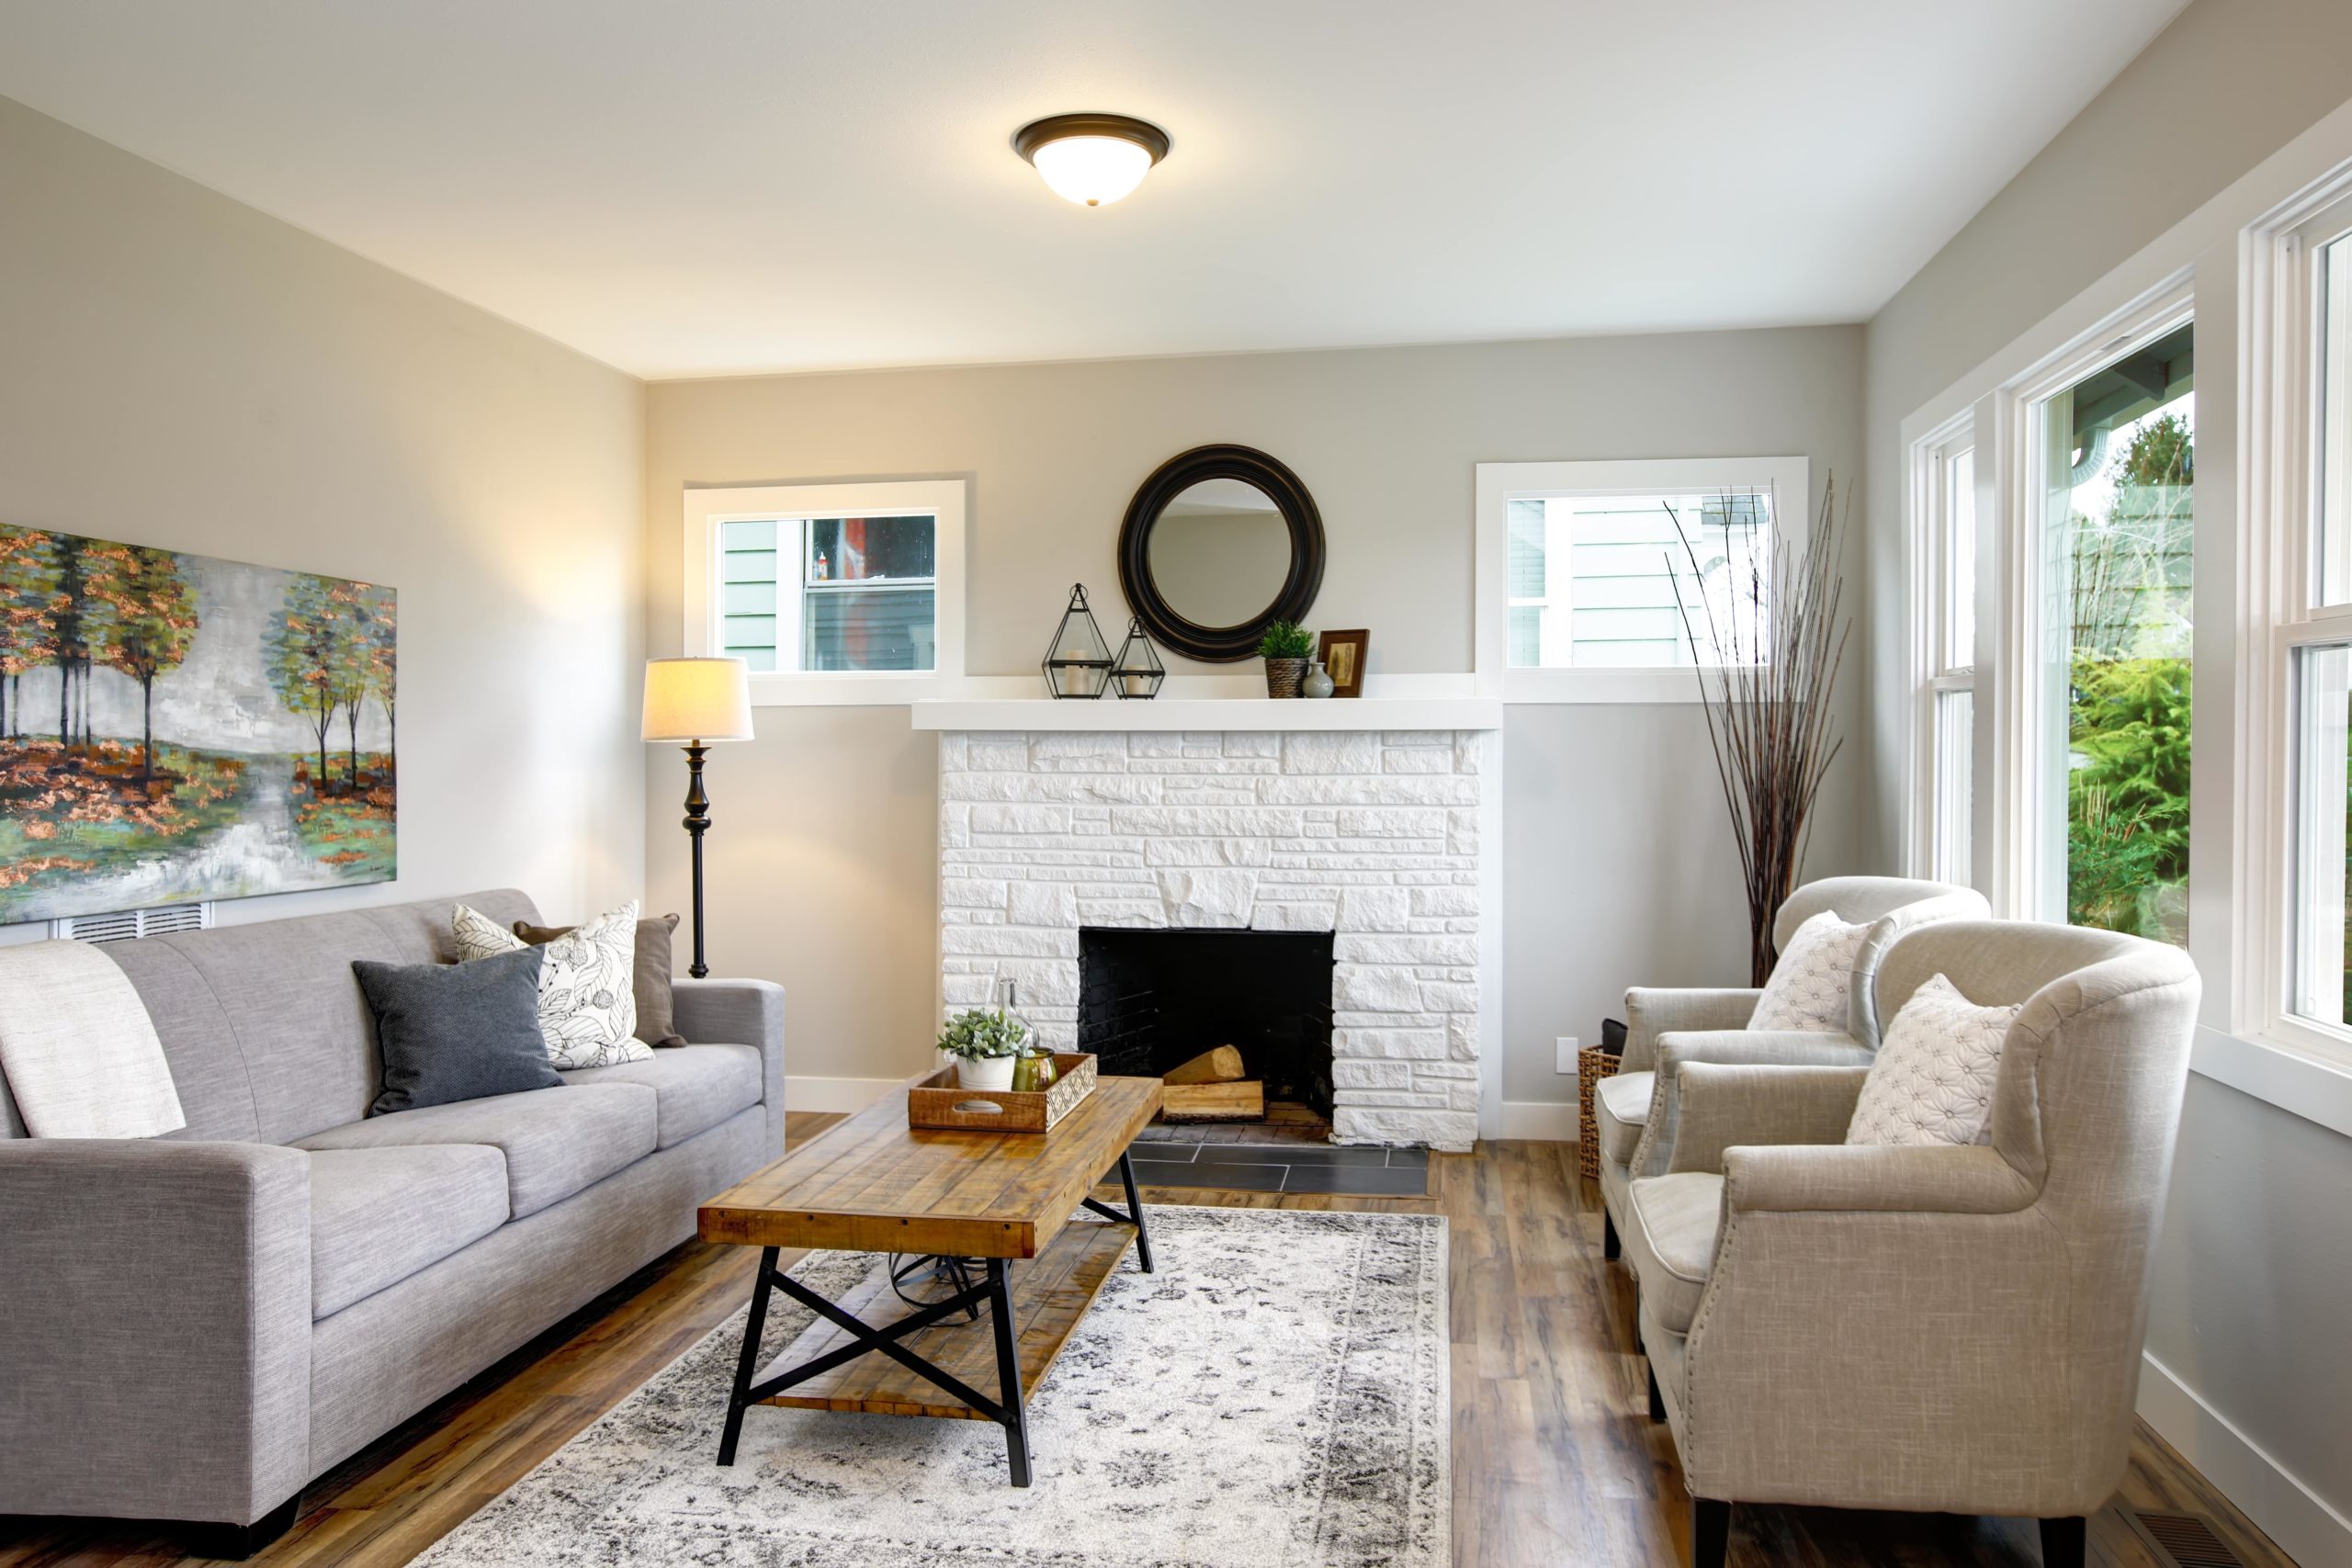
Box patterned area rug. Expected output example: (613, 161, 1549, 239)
(417, 1206, 1449, 1568)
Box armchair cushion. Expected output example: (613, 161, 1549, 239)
(1624, 1171, 1724, 1333)
(1591, 1070, 1653, 1165)
(1847, 973, 2020, 1147)
(1749, 910, 1870, 1032)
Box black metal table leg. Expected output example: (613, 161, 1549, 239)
(1080, 1147, 1157, 1274)
(986, 1258, 1033, 1487)
(1118, 1150, 1155, 1273)
(717, 1246, 779, 1465)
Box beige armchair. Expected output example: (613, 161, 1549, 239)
(1595, 875, 1986, 1260)
(1620, 919, 2200, 1568)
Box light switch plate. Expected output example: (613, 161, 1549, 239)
(1556, 1036, 1578, 1074)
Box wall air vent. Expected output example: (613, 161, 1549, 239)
(52, 902, 213, 943)
(2123, 1511, 2247, 1568)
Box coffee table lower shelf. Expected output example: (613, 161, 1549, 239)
(755, 1214, 1136, 1421)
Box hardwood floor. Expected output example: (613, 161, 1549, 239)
(0, 1117, 2298, 1568)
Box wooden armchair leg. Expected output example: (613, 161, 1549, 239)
(1690, 1497, 1730, 1568)
(1603, 1210, 1620, 1260)
(2038, 1516, 2086, 1568)
(1647, 1366, 1666, 1421)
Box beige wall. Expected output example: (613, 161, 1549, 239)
(1860, 0, 2352, 1551)
(644, 326, 1868, 1104)
(0, 96, 647, 937)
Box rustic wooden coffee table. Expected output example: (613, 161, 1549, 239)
(697, 1073, 1162, 1486)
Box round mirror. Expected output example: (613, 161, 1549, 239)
(1118, 446, 1324, 661)
(1147, 478, 1292, 629)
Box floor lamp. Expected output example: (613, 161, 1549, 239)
(641, 657, 755, 978)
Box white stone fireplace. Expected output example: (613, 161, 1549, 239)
(918, 699, 1500, 1151)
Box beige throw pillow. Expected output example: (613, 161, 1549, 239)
(454, 900, 648, 1070)
(1747, 909, 1868, 1033)
(1846, 973, 2022, 1147)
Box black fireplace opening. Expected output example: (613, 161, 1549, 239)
(1077, 927, 1336, 1118)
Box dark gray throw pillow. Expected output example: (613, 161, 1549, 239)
(355, 947, 560, 1116)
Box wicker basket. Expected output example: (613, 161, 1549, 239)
(1576, 1045, 1623, 1180)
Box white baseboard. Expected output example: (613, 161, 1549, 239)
(2138, 1350, 2352, 1567)
(1495, 1100, 1579, 1142)
(785, 1075, 903, 1114)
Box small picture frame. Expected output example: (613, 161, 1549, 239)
(1317, 628, 1369, 697)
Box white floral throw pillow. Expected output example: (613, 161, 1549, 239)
(1747, 909, 1869, 1033)
(1846, 973, 2022, 1147)
(454, 901, 648, 1070)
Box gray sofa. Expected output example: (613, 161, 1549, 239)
(0, 889, 784, 1552)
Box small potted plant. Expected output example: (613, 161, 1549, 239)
(936, 1003, 1032, 1090)
(1258, 620, 1315, 698)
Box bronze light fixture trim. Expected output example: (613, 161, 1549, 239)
(1012, 113, 1171, 207)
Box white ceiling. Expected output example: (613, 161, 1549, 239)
(0, 0, 2188, 379)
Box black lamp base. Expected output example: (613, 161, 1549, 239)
(683, 742, 711, 978)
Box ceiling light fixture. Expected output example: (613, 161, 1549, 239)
(1012, 113, 1170, 208)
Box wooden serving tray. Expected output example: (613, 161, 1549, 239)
(908, 1053, 1099, 1133)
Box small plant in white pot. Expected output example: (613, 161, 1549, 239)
(936, 1005, 1031, 1090)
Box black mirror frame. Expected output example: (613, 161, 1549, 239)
(1116, 444, 1326, 662)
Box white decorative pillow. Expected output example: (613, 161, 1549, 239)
(1845, 973, 2022, 1147)
(1747, 910, 1869, 1032)
(454, 901, 648, 1070)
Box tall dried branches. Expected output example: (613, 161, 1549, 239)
(1667, 477, 1850, 984)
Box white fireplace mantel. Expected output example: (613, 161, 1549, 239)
(910, 697, 1502, 732)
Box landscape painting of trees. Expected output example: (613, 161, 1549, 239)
(0, 522, 395, 924)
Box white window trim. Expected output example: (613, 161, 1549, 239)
(1890, 90, 2352, 1145)
(1474, 455, 1810, 704)
(682, 479, 967, 705)
(2238, 164, 2352, 1064)
(1904, 414, 1978, 881)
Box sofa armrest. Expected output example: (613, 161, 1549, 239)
(1666, 1064, 1871, 1174)
(1723, 1141, 2040, 1214)
(1622, 987, 1764, 1072)
(0, 1138, 311, 1526)
(1631, 1029, 1870, 1177)
(673, 976, 786, 1156)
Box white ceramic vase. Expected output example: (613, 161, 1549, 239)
(958, 1054, 1018, 1090)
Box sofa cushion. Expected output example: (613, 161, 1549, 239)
(1624, 1171, 1724, 1335)
(91, 888, 542, 1145)
(1592, 1070, 1654, 1167)
(560, 1044, 761, 1150)
(297, 1083, 657, 1219)
(308, 1145, 510, 1318)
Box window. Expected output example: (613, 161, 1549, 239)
(2025, 317, 2194, 944)
(1475, 457, 1808, 702)
(2251, 181, 2352, 1042)
(683, 480, 965, 704)
(1911, 425, 1978, 884)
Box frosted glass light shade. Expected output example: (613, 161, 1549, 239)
(1014, 114, 1170, 208)
(1032, 136, 1154, 206)
(642, 657, 754, 743)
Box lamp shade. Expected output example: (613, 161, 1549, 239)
(642, 657, 754, 743)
